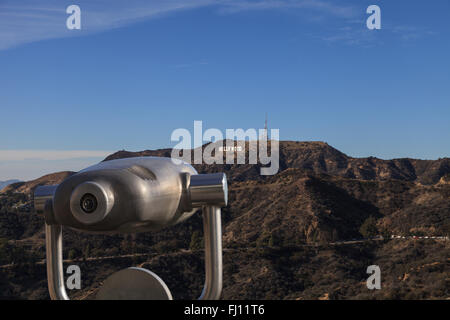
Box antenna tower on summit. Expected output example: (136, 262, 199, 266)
(265, 112, 268, 132)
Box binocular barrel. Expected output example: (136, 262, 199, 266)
(190, 173, 228, 207)
(35, 157, 227, 233)
(34, 157, 227, 300)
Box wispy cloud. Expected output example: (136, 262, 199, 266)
(217, 0, 357, 18)
(0, 0, 215, 50)
(0, 0, 359, 50)
(317, 22, 438, 48)
(318, 24, 382, 47)
(171, 61, 210, 69)
(0, 1, 435, 51)
(391, 25, 437, 41)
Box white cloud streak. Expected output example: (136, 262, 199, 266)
(217, 0, 356, 17)
(0, 0, 358, 50)
(0, 0, 215, 50)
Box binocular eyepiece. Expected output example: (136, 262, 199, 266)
(34, 157, 228, 300)
(80, 193, 97, 214)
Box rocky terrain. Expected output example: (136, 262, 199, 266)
(0, 141, 449, 300)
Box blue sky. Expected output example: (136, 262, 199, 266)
(0, 0, 449, 180)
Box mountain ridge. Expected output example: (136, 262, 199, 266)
(104, 141, 450, 185)
(3, 141, 449, 196)
(0, 180, 21, 192)
(0, 172, 74, 194)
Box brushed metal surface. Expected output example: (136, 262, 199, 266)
(96, 267, 173, 300)
(190, 173, 228, 207)
(51, 157, 198, 233)
(37, 157, 228, 300)
(45, 224, 69, 300)
(199, 205, 223, 300)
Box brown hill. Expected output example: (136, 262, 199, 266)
(1, 171, 75, 194)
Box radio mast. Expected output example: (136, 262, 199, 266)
(265, 112, 268, 132)
(264, 112, 268, 141)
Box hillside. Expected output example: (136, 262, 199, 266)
(1, 172, 74, 194)
(0, 180, 21, 192)
(0, 141, 449, 300)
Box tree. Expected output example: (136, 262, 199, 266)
(268, 234, 275, 247)
(359, 216, 378, 238)
(68, 249, 77, 260)
(268, 233, 280, 247)
(189, 231, 203, 251)
(0, 238, 10, 265)
(83, 243, 90, 260)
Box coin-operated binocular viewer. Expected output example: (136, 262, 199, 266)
(34, 157, 227, 300)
